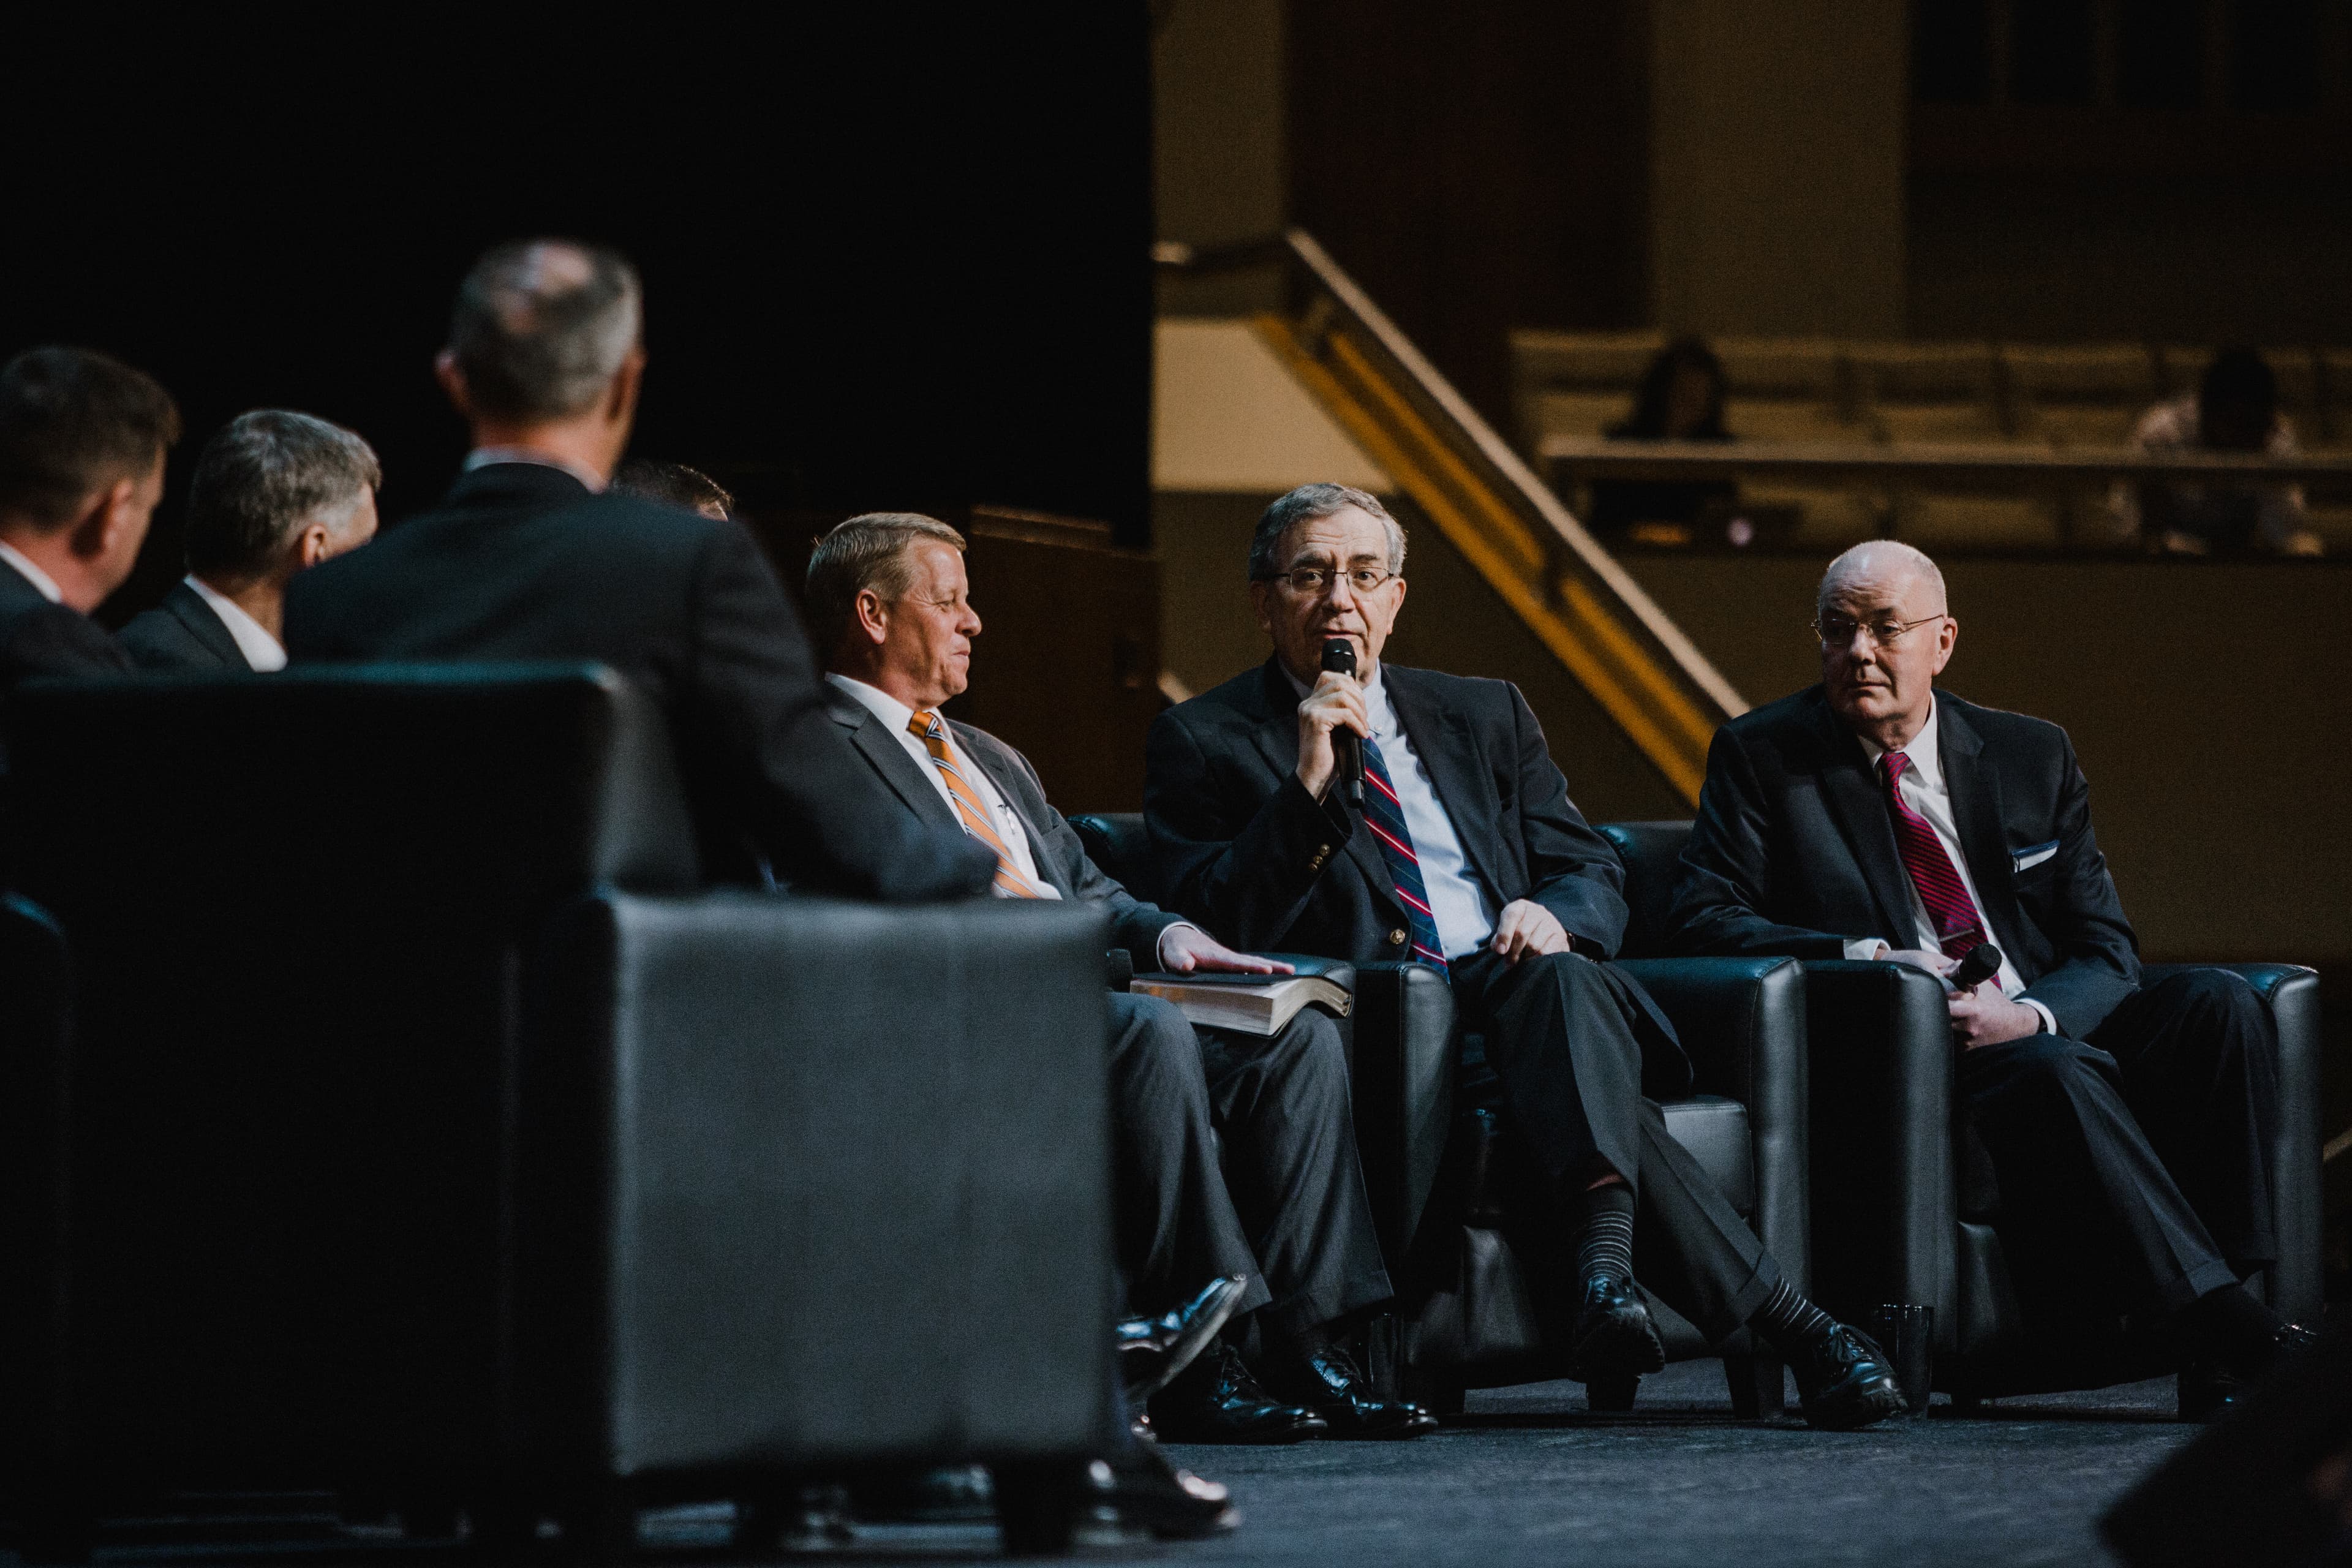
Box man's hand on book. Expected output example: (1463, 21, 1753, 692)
(1158, 924, 1297, 976)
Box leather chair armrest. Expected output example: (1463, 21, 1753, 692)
(1613, 956, 1809, 1291)
(2141, 963, 2323, 1321)
(1801, 960, 1959, 1341)
(1345, 961, 1456, 1265)
(521, 892, 1118, 1469)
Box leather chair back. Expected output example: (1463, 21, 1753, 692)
(1068, 811, 1154, 900)
(5, 665, 699, 1477)
(1596, 820, 1694, 958)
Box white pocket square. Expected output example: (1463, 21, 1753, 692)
(2011, 842, 2059, 873)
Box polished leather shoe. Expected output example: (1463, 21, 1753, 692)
(1289, 1341, 1439, 1439)
(1787, 1323, 1906, 1431)
(1151, 1343, 1328, 1443)
(1084, 1442, 1238, 1540)
(1118, 1275, 1248, 1403)
(1568, 1273, 1665, 1382)
(2180, 1319, 2324, 1421)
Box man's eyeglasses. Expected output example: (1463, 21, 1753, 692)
(1812, 612, 1946, 649)
(1265, 565, 1398, 597)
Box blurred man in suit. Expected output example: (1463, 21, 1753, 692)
(285, 239, 990, 903)
(1145, 483, 1901, 1431)
(0, 346, 178, 687)
(807, 511, 1430, 1444)
(1665, 539, 2307, 1416)
(121, 410, 379, 672)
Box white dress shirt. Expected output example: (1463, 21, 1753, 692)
(826, 674, 1061, 899)
(186, 576, 287, 671)
(0, 540, 63, 603)
(1292, 664, 1499, 960)
(1847, 699, 2057, 1034)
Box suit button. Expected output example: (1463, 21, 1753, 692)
(1390, 929, 1408, 945)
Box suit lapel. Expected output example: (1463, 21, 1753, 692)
(829, 696, 962, 834)
(1936, 699, 2028, 957)
(171, 582, 247, 668)
(1810, 696, 1920, 943)
(1251, 657, 1402, 919)
(1384, 666, 1510, 897)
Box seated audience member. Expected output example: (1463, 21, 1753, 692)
(121, 410, 379, 672)
(610, 457, 732, 519)
(1587, 336, 1740, 541)
(806, 512, 1430, 1444)
(283, 239, 992, 903)
(1142, 482, 1901, 1431)
(1666, 540, 2309, 1417)
(0, 346, 179, 687)
(2116, 347, 2322, 557)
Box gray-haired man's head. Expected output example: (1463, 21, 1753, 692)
(1248, 483, 1406, 582)
(185, 409, 380, 587)
(444, 240, 643, 422)
(1248, 482, 1411, 683)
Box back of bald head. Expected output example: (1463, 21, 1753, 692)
(1818, 540, 1948, 614)
(447, 239, 642, 422)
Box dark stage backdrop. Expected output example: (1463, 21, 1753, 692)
(1, 11, 1152, 622)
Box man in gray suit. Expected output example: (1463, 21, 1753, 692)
(807, 511, 1430, 1442)
(121, 410, 380, 673)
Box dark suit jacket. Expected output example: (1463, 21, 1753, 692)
(284, 461, 993, 903)
(1665, 684, 2139, 1039)
(0, 558, 133, 688)
(826, 686, 1183, 966)
(1144, 657, 1681, 1071)
(119, 579, 249, 672)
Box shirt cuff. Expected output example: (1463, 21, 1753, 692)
(2018, 997, 2059, 1037)
(1843, 937, 1889, 961)
(1155, 922, 1204, 970)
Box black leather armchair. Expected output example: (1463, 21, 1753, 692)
(4, 666, 1115, 1558)
(1069, 812, 1809, 1418)
(1610, 820, 2326, 1403)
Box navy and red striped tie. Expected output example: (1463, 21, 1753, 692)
(1360, 737, 1449, 972)
(1879, 751, 1992, 970)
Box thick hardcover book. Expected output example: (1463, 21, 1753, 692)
(1129, 955, 1355, 1036)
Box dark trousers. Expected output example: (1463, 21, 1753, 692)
(1449, 949, 1781, 1343)
(1961, 969, 2278, 1317)
(1106, 992, 1392, 1339)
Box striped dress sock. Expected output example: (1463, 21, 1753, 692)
(1572, 1183, 1637, 1285)
(1749, 1279, 1836, 1354)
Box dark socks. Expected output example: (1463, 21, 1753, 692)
(1572, 1181, 1637, 1286)
(2182, 1283, 2283, 1373)
(1747, 1280, 1836, 1358)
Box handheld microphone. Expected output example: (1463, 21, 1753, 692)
(1320, 638, 1365, 812)
(1948, 943, 2003, 992)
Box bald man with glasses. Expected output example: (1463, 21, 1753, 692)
(1665, 539, 2309, 1419)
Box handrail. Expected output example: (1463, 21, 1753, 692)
(1163, 229, 1744, 804)
(1541, 435, 2352, 486)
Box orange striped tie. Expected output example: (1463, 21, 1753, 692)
(908, 710, 1044, 899)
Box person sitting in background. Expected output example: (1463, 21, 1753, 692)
(1586, 336, 1740, 543)
(2117, 347, 2322, 557)
(120, 410, 379, 672)
(807, 511, 1428, 1446)
(611, 457, 733, 519)
(0, 346, 178, 688)
(284, 238, 993, 903)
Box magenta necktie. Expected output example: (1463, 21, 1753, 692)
(1879, 752, 1994, 970)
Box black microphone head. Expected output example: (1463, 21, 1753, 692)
(1950, 943, 2002, 990)
(1320, 638, 1356, 676)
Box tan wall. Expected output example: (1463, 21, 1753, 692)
(1152, 0, 1286, 318)
(1648, 0, 1909, 338)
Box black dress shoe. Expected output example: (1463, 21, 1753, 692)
(1151, 1343, 1328, 1443)
(1118, 1275, 1248, 1403)
(1289, 1341, 1439, 1439)
(2180, 1320, 2324, 1421)
(1787, 1323, 1905, 1431)
(1569, 1273, 1665, 1383)
(1084, 1442, 1239, 1540)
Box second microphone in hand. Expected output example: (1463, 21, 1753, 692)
(1321, 637, 1365, 812)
